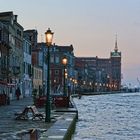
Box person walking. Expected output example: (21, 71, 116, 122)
(15, 87, 21, 100)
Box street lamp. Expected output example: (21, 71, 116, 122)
(62, 56, 68, 96)
(45, 28, 54, 122)
(107, 75, 110, 92)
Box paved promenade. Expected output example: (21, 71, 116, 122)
(0, 97, 55, 139)
(0, 97, 78, 140)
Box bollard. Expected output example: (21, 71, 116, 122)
(30, 129, 38, 140)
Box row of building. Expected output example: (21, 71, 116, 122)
(0, 11, 121, 101)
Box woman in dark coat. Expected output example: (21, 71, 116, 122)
(15, 87, 21, 100)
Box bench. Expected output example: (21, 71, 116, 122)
(29, 105, 44, 120)
(15, 106, 30, 120)
(15, 105, 44, 120)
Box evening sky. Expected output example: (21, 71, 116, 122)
(1, 0, 140, 87)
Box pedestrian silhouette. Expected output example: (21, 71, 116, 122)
(15, 87, 21, 100)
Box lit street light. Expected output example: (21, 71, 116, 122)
(62, 56, 68, 96)
(45, 28, 54, 122)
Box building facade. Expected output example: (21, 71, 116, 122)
(50, 44, 75, 95)
(37, 43, 75, 95)
(0, 21, 10, 96)
(22, 37, 32, 97)
(75, 40, 121, 92)
(0, 12, 24, 99)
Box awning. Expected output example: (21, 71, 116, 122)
(0, 80, 15, 87)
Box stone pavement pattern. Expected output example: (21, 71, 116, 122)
(0, 97, 78, 140)
(40, 112, 77, 140)
(0, 97, 55, 139)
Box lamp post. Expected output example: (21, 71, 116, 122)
(45, 28, 54, 122)
(0, 50, 1, 69)
(62, 56, 68, 96)
(107, 75, 110, 92)
(0, 50, 1, 58)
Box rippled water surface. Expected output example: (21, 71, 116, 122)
(72, 92, 140, 140)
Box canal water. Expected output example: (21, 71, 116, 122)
(72, 92, 140, 140)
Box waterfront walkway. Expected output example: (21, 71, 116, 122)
(0, 97, 54, 139)
(0, 97, 78, 140)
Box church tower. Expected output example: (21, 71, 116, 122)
(110, 35, 121, 91)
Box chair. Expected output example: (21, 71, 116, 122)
(15, 106, 30, 120)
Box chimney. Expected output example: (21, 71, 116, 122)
(14, 15, 18, 22)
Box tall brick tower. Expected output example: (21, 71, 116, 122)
(110, 36, 121, 91)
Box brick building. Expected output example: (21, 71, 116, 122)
(75, 39, 121, 92)
(37, 43, 75, 95)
